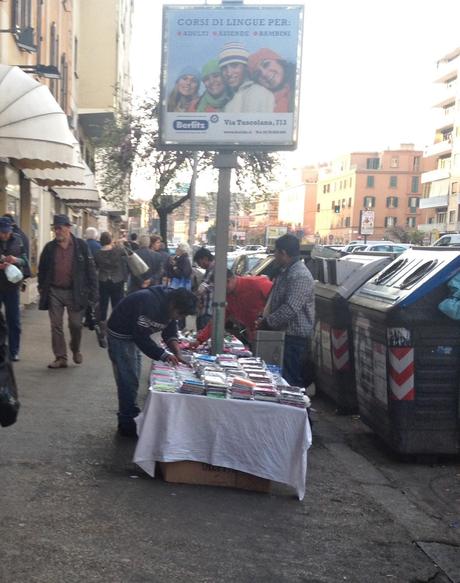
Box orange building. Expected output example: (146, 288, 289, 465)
(315, 145, 423, 243)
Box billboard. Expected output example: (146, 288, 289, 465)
(359, 210, 375, 236)
(159, 4, 304, 150)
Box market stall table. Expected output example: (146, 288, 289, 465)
(133, 390, 312, 500)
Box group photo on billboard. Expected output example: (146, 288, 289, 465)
(159, 4, 304, 149)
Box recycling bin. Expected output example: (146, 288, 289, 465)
(313, 253, 393, 412)
(349, 247, 460, 455)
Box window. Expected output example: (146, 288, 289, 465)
(59, 53, 69, 112)
(386, 196, 399, 208)
(342, 198, 346, 208)
(348, 197, 352, 207)
(316, 203, 321, 212)
(11, 0, 32, 31)
(345, 217, 351, 227)
(366, 158, 380, 169)
(349, 177, 353, 188)
(411, 176, 419, 193)
(452, 182, 459, 194)
(366, 175, 374, 188)
(438, 157, 451, 170)
(406, 217, 416, 228)
(384, 217, 397, 227)
(422, 183, 431, 197)
(449, 210, 456, 224)
(408, 197, 419, 211)
(49, 22, 59, 98)
(331, 200, 335, 210)
(363, 196, 375, 208)
(413, 156, 421, 171)
(389, 176, 397, 188)
(437, 212, 447, 223)
(74, 36, 79, 78)
(390, 157, 399, 168)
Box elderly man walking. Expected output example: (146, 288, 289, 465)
(38, 215, 98, 369)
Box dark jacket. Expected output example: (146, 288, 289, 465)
(37, 234, 98, 311)
(167, 253, 192, 280)
(94, 247, 127, 283)
(107, 286, 179, 360)
(86, 238, 101, 257)
(0, 233, 29, 293)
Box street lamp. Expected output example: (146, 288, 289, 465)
(17, 64, 61, 79)
(0, 27, 36, 52)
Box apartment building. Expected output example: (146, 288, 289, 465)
(278, 167, 318, 240)
(420, 47, 460, 242)
(315, 146, 423, 243)
(0, 0, 133, 296)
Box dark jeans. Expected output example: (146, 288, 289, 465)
(107, 333, 142, 431)
(283, 335, 312, 387)
(0, 288, 20, 358)
(98, 280, 124, 321)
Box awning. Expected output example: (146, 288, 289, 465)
(19, 141, 86, 186)
(53, 164, 101, 209)
(0, 65, 75, 168)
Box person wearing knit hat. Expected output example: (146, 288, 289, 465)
(247, 48, 296, 113)
(218, 42, 274, 113)
(167, 66, 201, 112)
(195, 59, 230, 113)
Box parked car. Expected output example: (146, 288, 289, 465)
(230, 252, 268, 275)
(433, 234, 460, 247)
(342, 240, 394, 253)
(243, 244, 267, 252)
(351, 243, 410, 254)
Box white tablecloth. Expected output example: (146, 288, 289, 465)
(133, 390, 312, 500)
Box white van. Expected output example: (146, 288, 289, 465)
(433, 234, 460, 247)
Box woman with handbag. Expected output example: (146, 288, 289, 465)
(127, 235, 163, 293)
(167, 242, 193, 291)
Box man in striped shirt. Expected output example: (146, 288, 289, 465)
(256, 234, 315, 387)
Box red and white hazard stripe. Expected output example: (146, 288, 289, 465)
(389, 347, 415, 401)
(331, 328, 350, 371)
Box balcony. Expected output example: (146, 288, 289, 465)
(418, 222, 447, 233)
(421, 168, 451, 184)
(424, 140, 453, 158)
(419, 195, 448, 209)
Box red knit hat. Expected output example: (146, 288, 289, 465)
(247, 48, 282, 76)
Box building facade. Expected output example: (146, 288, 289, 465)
(315, 146, 423, 243)
(420, 47, 460, 241)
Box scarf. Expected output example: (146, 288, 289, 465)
(196, 91, 229, 112)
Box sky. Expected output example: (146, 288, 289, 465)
(131, 0, 460, 168)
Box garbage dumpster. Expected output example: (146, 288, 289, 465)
(313, 253, 394, 412)
(349, 247, 460, 455)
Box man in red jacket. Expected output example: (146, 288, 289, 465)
(192, 270, 272, 347)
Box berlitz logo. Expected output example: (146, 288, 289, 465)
(173, 120, 208, 131)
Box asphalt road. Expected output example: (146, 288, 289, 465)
(0, 307, 459, 583)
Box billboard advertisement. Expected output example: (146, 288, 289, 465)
(159, 4, 304, 150)
(359, 210, 375, 236)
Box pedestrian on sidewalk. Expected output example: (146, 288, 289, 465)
(93, 231, 127, 340)
(38, 215, 98, 369)
(191, 270, 272, 349)
(107, 286, 197, 437)
(255, 233, 315, 387)
(193, 247, 215, 330)
(128, 235, 163, 293)
(0, 217, 29, 361)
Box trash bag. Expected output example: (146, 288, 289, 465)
(438, 297, 460, 321)
(447, 272, 460, 298)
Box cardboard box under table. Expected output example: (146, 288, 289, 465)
(133, 390, 312, 500)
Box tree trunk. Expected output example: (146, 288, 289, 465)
(158, 207, 169, 250)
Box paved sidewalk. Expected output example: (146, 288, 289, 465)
(0, 306, 458, 582)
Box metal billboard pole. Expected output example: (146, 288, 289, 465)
(211, 151, 238, 355)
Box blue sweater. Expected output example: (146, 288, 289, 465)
(107, 286, 178, 360)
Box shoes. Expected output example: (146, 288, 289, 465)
(10, 354, 19, 362)
(73, 352, 83, 364)
(117, 425, 138, 438)
(48, 358, 68, 369)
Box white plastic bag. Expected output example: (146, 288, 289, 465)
(5, 264, 23, 284)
